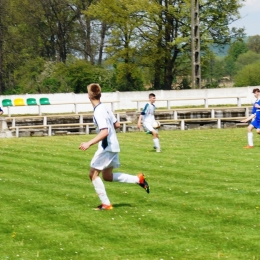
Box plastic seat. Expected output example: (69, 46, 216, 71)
(39, 97, 50, 105)
(14, 98, 25, 106)
(27, 98, 37, 106)
(2, 99, 13, 107)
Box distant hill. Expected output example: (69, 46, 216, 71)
(210, 36, 249, 57)
(210, 44, 229, 57)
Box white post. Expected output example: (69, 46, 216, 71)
(174, 111, 178, 120)
(217, 119, 221, 129)
(137, 101, 140, 111)
(181, 120, 185, 130)
(43, 116, 47, 126)
(123, 123, 126, 133)
(245, 107, 249, 117)
(211, 109, 215, 118)
(79, 115, 83, 129)
(204, 98, 208, 108)
(38, 105, 42, 116)
(48, 126, 52, 136)
(167, 100, 170, 110)
(237, 97, 241, 107)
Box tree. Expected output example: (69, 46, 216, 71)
(223, 39, 248, 79)
(0, 0, 7, 94)
(234, 61, 260, 87)
(235, 50, 260, 71)
(247, 35, 260, 54)
(88, 0, 246, 90)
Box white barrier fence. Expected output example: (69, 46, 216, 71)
(0, 86, 258, 116)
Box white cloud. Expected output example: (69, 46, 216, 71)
(230, 0, 260, 35)
(241, 0, 260, 13)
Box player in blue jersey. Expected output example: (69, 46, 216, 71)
(137, 93, 161, 152)
(241, 88, 260, 148)
(79, 83, 149, 210)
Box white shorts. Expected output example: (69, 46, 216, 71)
(143, 122, 157, 133)
(90, 148, 120, 170)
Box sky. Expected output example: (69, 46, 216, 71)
(230, 0, 260, 36)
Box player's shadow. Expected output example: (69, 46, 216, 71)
(112, 203, 134, 208)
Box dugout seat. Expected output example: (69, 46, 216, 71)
(14, 98, 25, 106)
(26, 98, 37, 106)
(39, 97, 50, 105)
(2, 99, 13, 107)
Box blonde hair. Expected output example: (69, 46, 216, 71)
(87, 83, 101, 100)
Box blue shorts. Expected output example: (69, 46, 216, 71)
(251, 119, 260, 129)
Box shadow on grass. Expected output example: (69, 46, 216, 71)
(112, 203, 134, 208)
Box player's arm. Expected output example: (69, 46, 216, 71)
(114, 121, 120, 129)
(79, 128, 108, 151)
(241, 114, 255, 123)
(137, 114, 143, 129)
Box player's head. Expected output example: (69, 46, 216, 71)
(87, 83, 101, 100)
(252, 88, 260, 94)
(149, 93, 156, 103)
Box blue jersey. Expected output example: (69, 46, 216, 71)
(251, 99, 260, 129)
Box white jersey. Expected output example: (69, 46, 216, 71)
(93, 103, 120, 152)
(141, 103, 156, 124)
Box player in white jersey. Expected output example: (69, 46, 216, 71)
(241, 88, 260, 148)
(79, 83, 149, 210)
(137, 93, 161, 152)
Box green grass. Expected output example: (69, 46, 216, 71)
(1, 129, 260, 260)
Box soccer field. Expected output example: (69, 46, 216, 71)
(1, 128, 259, 260)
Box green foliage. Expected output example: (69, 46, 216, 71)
(247, 35, 260, 54)
(10, 57, 45, 94)
(234, 61, 260, 87)
(227, 40, 248, 62)
(54, 60, 116, 93)
(113, 63, 145, 91)
(1, 129, 260, 259)
(201, 50, 227, 87)
(235, 50, 260, 71)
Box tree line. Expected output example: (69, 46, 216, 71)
(1, 0, 257, 95)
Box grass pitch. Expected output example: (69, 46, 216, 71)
(1, 128, 260, 260)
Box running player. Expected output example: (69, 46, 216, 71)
(137, 93, 161, 152)
(241, 88, 260, 148)
(79, 83, 149, 210)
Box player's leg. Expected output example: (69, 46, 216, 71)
(111, 171, 150, 194)
(89, 167, 112, 209)
(151, 130, 161, 152)
(244, 124, 255, 148)
(90, 149, 112, 210)
(101, 154, 149, 193)
(144, 122, 161, 152)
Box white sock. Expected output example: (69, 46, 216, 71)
(113, 173, 139, 183)
(153, 138, 160, 149)
(248, 132, 253, 146)
(92, 176, 111, 205)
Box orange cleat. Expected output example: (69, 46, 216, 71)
(243, 145, 254, 149)
(94, 204, 113, 210)
(138, 173, 150, 193)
